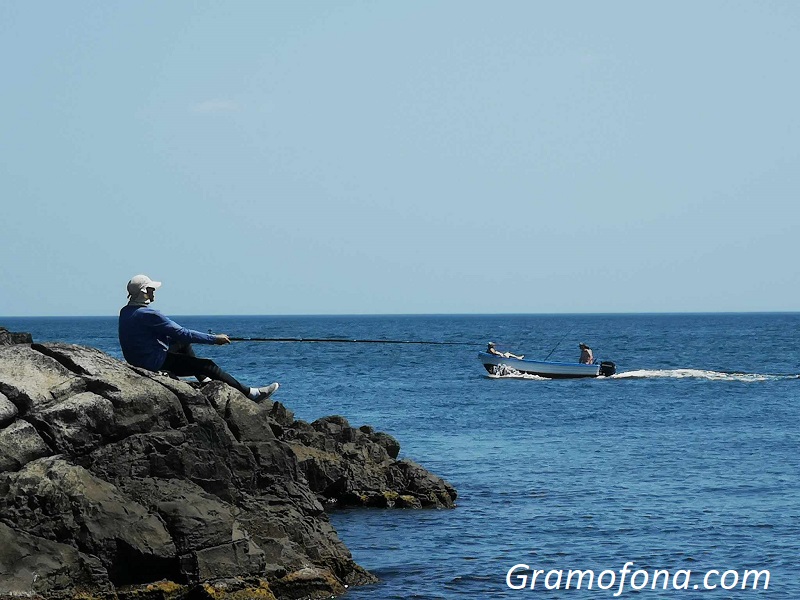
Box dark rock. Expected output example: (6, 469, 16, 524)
(269, 567, 346, 600)
(82, 426, 255, 502)
(392, 459, 459, 507)
(34, 343, 189, 436)
(29, 391, 115, 455)
(284, 417, 456, 509)
(0, 345, 87, 414)
(0, 521, 113, 597)
(185, 578, 277, 600)
(0, 326, 33, 345)
(0, 457, 178, 586)
(0, 419, 52, 472)
(0, 392, 17, 426)
(224, 393, 278, 444)
(367, 430, 401, 459)
(268, 401, 294, 428)
(148, 374, 222, 428)
(0, 340, 455, 599)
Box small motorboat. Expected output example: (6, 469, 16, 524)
(478, 352, 616, 379)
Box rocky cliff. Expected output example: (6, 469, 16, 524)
(0, 330, 456, 599)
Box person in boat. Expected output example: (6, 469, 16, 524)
(579, 342, 594, 364)
(487, 342, 524, 360)
(118, 274, 279, 402)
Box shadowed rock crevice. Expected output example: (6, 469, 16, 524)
(17, 415, 61, 456)
(108, 539, 182, 587)
(0, 334, 457, 600)
(32, 342, 93, 377)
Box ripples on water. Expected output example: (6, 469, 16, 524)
(4, 313, 798, 598)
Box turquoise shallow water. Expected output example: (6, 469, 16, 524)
(4, 313, 799, 598)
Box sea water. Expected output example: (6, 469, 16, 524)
(3, 313, 798, 598)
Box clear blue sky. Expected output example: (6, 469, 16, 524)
(2, 1, 798, 316)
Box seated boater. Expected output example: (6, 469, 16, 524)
(487, 342, 524, 360)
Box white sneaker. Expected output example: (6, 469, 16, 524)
(254, 382, 279, 402)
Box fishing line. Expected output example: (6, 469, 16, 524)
(210, 332, 477, 346)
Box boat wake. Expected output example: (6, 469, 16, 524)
(486, 365, 549, 380)
(611, 369, 799, 382)
(486, 365, 799, 382)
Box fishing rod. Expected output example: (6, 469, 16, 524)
(543, 330, 571, 361)
(211, 332, 476, 346)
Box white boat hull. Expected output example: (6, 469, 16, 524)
(478, 352, 615, 379)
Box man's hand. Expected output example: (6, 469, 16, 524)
(214, 334, 231, 345)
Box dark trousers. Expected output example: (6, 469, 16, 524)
(161, 342, 249, 396)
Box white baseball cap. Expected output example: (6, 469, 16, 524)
(127, 274, 162, 297)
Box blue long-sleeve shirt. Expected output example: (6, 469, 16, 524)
(118, 305, 217, 371)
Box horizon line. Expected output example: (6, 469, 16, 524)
(3, 310, 799, 320)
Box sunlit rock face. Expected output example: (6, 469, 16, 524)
(0, 336, 456, 599)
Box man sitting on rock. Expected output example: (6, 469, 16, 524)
(118, 274, 279, 402)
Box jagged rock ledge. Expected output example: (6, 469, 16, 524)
(0, 329, 457, 600)
(0, 326, 32, 346)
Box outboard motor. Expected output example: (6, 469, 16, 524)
(599, 361, 616, 377)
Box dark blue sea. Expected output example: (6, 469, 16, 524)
(3, 313, 798, 599)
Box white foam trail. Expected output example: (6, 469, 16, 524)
(611, 369, 784, 382)
(487, 373, 549, 381)
(486, 367, 797, 382)
(487, 365, 549, 380)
